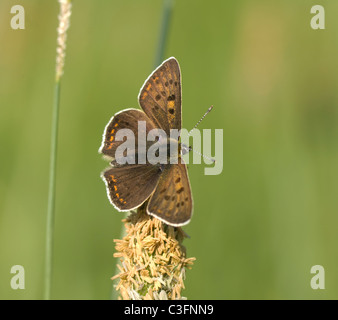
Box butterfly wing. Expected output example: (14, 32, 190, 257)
(100, 109, 161, 211)
(99, 108, 155, 164)
(147, 161, 193, 226)
(102, 164, 162, 211)
(138, 57, 182, 135)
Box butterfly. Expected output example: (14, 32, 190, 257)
(99, 57, 192, 226)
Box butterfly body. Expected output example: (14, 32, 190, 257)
(99, 57, 193, 226)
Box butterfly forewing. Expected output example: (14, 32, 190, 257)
(147, 161, 192, 226)
(138, 57, 182, 135)
(102, 164, 162, 211)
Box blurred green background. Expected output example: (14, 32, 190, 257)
(1, 0, 338, 299)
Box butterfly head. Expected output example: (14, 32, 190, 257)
(180, 143, 191, 156)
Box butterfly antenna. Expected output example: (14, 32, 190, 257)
(189, 146, 216, 163)
(188, 105, 214, 136)
(185, 105, 215, 163)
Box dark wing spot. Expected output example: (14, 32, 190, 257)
(174, 81, 178, 86)
(169, 79, 173, 84)
(167, 94, 175, 101)
(155, 94, 161, 101)
(181, 201, 185, 206)
(177, 187, 184, 194)
(160, 188, 166, 194)
(175, 177, 181, 183)
(164, 195, 170, 201)
(176, 203, 180, 208)
(169, 108, 175, 114)
(165, 81, 169, 87)
(171, 196, 175, 201)
(161, 91, 166, 96)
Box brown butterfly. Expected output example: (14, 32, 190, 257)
(99, 57, 192, 226)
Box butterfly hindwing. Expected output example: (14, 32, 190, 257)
(102, 164, 162, 211)
(147, 161, 192, 226)
(138, 57, 182, 135)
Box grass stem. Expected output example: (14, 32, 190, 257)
(44, 80, 61, 300)
(44, 0, 72, 300)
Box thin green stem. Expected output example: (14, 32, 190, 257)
(44, 80, 61, 300)
(44, 0, 71, 300)
(154, 0, 174, 68)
